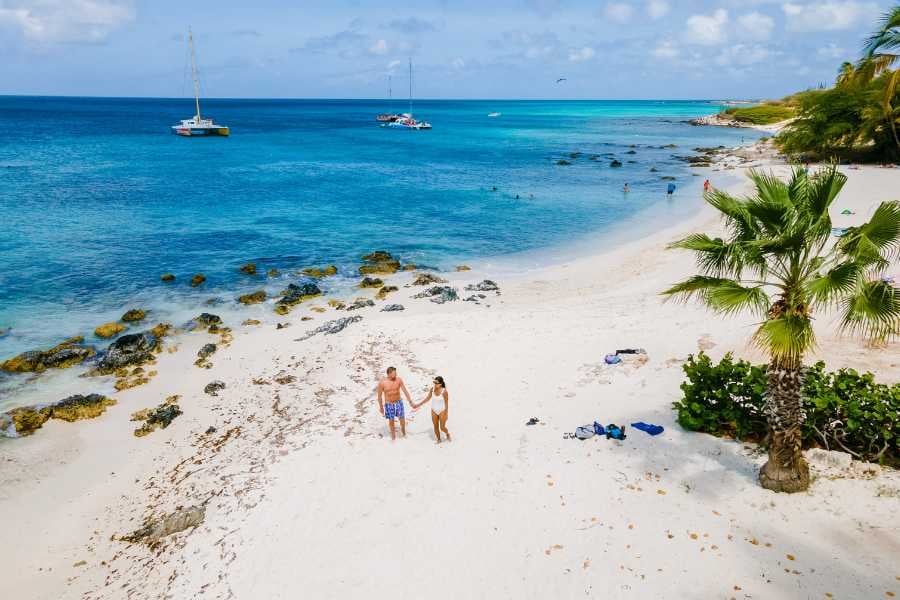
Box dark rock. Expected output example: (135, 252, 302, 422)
(6, 407, 50, 436)
(275, 282, 323, 315)
(194, 313, 222, 329)
(296, 316, 363, 341)
(556, 159, 572, 166)
(121, 504, 205, 546)
(205, 426, 217, 434)
(237, 290, 267, 305)
(49, 394, 116, 422)
(381, 304, 405, 312)
(375, 285, 398, 300)
(197, 343, 217, 359)
(412, 272, 447, 286)
(121, 309, 146, 323)
(276, 322, 291, 329)
(625, 150, 637, 154)
(190, 274, 206, 287)
(661, 176, 677, 181)
(465, 279, 499, 292)
(1, 337, 96, 373)
(204, 380, 226, 396)
(160, 273, 175, 282)
(346, 298, 375, 311)
(413, 286, 458, 304)
(302, 265, 338, 278)
(359, 251, 401, 275)
(610, 160, 623, 168)
(239, 262, 257, 275)
(455, 265, 471, 272)
(359, 277, 384, 288)
(267, 268, 280, 278)
(98, 332, 158, 373)
(649, 167, 659, 172)
(95, 322, 127, 338)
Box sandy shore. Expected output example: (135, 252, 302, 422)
(1, 159, 899, 599)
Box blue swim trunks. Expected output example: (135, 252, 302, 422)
(384, 401, 405, 420)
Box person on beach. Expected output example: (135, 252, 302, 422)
(412, 376, 451, 443)
(377, 367, 413, 441)
(667, 182, 676, 196)
(703, 179, 711, 193)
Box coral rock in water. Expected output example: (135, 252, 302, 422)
(160, 273, 175, 282)
(95, 322, 128, 339)
(49, 394, 116, 422)
(359, 251, 401, 276)
(121, 309, 146, 323)
(190, 274, 206, 287)
(238, 290, 267, 305)
(98, 332, 158, 373)
(1, 337, 96, 373)
(239, 262, 257, 275)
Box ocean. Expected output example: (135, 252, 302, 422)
(0, 97, 759, 411)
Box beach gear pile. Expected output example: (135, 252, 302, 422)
(565, 420, 664, 441)
(604, 348, 647, 365)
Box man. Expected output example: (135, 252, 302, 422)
(376, 366, 413, 440)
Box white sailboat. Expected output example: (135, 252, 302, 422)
(385, 59, 431, 130)
(171, 27, 229, 137)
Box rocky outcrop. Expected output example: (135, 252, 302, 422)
(296, 316, 363, 341)
(98, 332, 158, 373)
(238, 290, 267, 305)
(413, 286, 458, 304)
(242, 319, 261, 326)
(412, 272, 447, 286)
(190, 274, 206, 287)
(132, 395, 182, 437)
(381, 304, 404, 312)
(359, 277, 384, 288)
(149, 323, 172, 340)
(121, 309, 146, 323)
(1, 337, 96, 373)
(302, 265, 338, 278)
(204, 380, 226, 396)
(556, 159, 572, 166)
(465, 280, 499, 292)
(197, 343, 217, 360)
(193, 313, 222, 330)
(375, 285, 398, 300)
(239, 262, 257, 275)
(359, 251, 401, 275)
(327, 299, 346, 310)
(346, 298, 375, 311)
(610, 160, 623, 168)
(160, 273, 175, 282)
(455, 265, 471, 272)
(0, 393, 116, 436)
(275, 282, 322, 315)
(49, 394, 116, 422)
(95, 322, 127, 338)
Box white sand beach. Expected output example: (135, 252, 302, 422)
(2, 160, 899, 600)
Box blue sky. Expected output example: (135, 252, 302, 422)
(0, 0, 895, 99)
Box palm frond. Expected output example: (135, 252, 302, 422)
(662, 276, 769, 317)
(862, 6, 900, 57)
(704, 189, 758, 241)
(804, 164, 846, 220)
(805, 261, 861, 307)
(839, 279, 900, 342)
(839, 200, 900, 262)
(752, 313, 815, 366)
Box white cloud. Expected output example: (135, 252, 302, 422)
(781, 2, 878, 32)
(568, 46, 595, 62)
(0, 0, 134, 43)
(817, 42, 847, 59)
(451, 57, 465, 69)
(647, 0, 670, 19)
(369, 38, 389, 54)
(714, 43, 773, 66)
(604, 2, 634, 23)
(737, 12, 774, 40)
(685, 9, 729, 45)
(652, 40, 679, 58)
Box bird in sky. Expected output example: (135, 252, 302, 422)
(556, 77, 567, 83)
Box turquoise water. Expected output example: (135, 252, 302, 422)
(0, 97, 757, 378)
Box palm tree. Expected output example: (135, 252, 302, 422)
(663, 166, 900, 493)
(862, 5, 900, 152)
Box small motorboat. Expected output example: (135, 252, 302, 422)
(385, 113, 432, 130)
(376, 113, 401, 122)
(487, 112, 501, 117)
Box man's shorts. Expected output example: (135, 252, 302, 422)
(384, 401, 405, 420)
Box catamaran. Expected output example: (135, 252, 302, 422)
(384, 59, 431, 130)
(171, 27, 229, 137)
(376, 75, 401, 122)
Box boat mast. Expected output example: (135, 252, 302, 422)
(388, 75, 392, 112)
(188, 26, 201, 121)
(408, 58, 413, 117)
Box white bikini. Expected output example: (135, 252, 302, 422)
(431, 387, 446, 415)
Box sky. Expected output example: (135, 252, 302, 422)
(0, 0, 896, 99)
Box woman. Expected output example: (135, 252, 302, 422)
(413, 376, 450, 443)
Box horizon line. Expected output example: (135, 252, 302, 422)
(0, 94, 761, 102)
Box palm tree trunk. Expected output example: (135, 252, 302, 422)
(759, 361, 810, 493)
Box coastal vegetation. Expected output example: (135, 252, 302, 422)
(776, 5, 900, 161)
(664, 165, 900, 492)
(674, 352, 899, 466)
(723, 104, 796, 125)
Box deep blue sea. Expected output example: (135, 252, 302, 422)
(0, 97, 759, 408)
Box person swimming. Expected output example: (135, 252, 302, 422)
(623, 183, 630, 193)
(667, 182, 676, 196)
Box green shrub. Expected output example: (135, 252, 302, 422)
(674, 353, 899, 465)
(724, 104, 796, 125)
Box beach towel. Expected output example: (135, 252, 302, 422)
(631, 421, 664, 436)
(604, 354, 622, 365)
(593, 421, 606, 436)
(605, 424, 626, 440)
